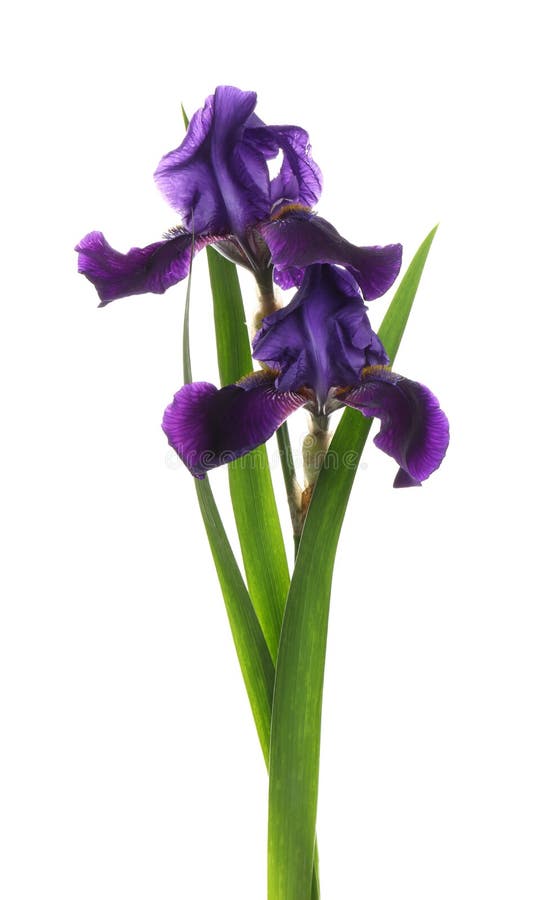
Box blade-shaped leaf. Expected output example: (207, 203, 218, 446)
(207, 246, 290, 661)
(206, 246, 253, 383)
(379, 225, 438, 362)
(267, 227, 438, 899)
(181, 234, 274, 762)
(194, 477, 275, 765)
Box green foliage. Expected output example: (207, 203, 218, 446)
(182, 244, 274, 765)
(267, 228, 438, 899)
(206, 247, 290, 661)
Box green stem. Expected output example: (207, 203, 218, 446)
(275, 422, 303, 560)
(276, 422, 296, 496)
(196, 476, 320, 896)
(276, 422, 320, 898)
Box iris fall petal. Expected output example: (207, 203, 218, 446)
(162, 371, 305, 478)
(260, 210, 402, 299)
(342, 369, 450, 486)
(75, 230, 215, 305)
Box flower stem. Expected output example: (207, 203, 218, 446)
(276, 422, 296, 493)
(252, 268, 283, 335)
(288, 414, 334, 560)
(276, 414, 333, 561)
(303, 414, 332, 490)
(276, 423, 302, 559)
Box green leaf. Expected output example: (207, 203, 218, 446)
(206, 246, 253, 383)
(267, 227, 438, 899)
(194, 474, 320, 898)
(379, 225, 438, 363)
(207, 246, 290, 661)
(194, 477, 275, 765)
(181, 240, 274, 764)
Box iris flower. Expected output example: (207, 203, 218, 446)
(75, 86, 401, 306)
(162, 264, 449, 487)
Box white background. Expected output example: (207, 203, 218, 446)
(1, 1, 532, 897)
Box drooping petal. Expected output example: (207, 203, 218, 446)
(155, 86, 271, 236)
(75, 230, 214, 305)
(162, 371, 306, 478)
(341, 368, 449, 486)
(253, 265, 388, 408)
(260, 209, 402, 299)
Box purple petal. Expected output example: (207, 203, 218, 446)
(246, 124, 322, 209)
(253, 265, 388, 407)
(162, 371, 305, 477)
(260, 210, 402, 299)
(342, 368, 449, 486)
(155, 89, 219, 230)
(154, 86, 270, 236)
(154, 87, 323, 241)
(75, 230, 213, 305)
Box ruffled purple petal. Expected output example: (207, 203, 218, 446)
(162, 371, 305, 478)
(155, 86, 271, 236)
(272, 127, 322, 208)
(260, 210, 402, 299)
(341, 369, 449, 486)
(253, 265, 388, 407)
(75, 230, 215, 305)
(246, 125, 322, 209)
(155, 89, 219, 231)
(154, 87, 323, 241)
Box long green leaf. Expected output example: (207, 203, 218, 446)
(181, 243, 274, 763)
(184, 239, 320, 897)
(206, 246, 290, 661)
(194, 478, 275, 764)
(267, 227, 438, 899)
(379, 226, 439, 362)
(206, 246, 252, 383)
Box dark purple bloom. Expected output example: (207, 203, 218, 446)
(76, 86, 322, 306)
(162, 264, 449, 488)
(76, 85, 401, 306)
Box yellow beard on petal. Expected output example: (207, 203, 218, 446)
(269, 202, 313, 221)
(361, 365, 392, 378)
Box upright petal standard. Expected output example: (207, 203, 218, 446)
(76, 86, 322, 305)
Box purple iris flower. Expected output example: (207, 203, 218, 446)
(75, 86, 401, 306)
(162, 264, 449, 488)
